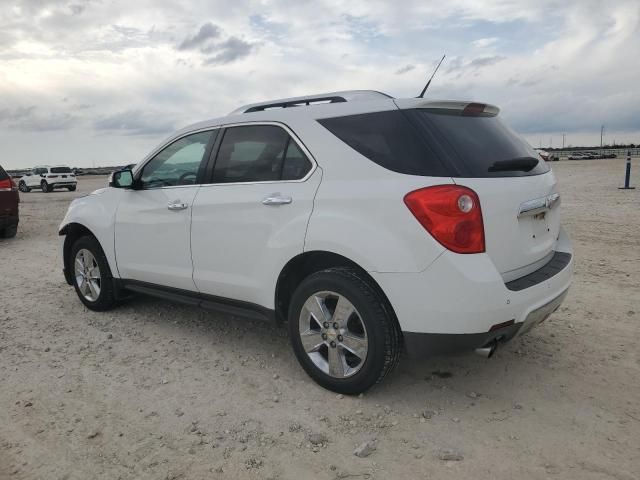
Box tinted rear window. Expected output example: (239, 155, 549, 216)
(51, 167, 72, 174)
(318, 110, 449, 176)
(0, 166, 8, 180)
(405, 109, 549, 177)
(318, 109, 549, 178)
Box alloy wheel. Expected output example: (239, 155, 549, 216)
(74, 248, 101, 302)
(298, 291, 368, 378)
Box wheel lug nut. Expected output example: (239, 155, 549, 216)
(337, 335, 343, 341)
(323, 322, 329, 329)
(330, 341, 336, 348)
(322, 333, 327, 340)
(333, 322, 338, 329)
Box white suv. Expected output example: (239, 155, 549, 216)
(59, 91, 573, 394)
(19, 165, 77, 193)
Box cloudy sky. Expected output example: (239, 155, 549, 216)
(1, 0, 639, 169)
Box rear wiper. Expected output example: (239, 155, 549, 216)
(488, 157, 539, 172)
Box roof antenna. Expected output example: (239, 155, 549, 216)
(417, 54, 446, 98)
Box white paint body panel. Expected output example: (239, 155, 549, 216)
(453, 171, 560, 277)
(191, 170, 322, 307)
(372, 227, 573, 334)
(114, 187, 200, 290)
(58, 187, 122, 277)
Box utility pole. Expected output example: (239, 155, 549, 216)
(562, 133, 566, 149)
(550, 137, 552, 149)
(601, 125, 605, 151)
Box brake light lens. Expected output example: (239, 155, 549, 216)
(0, 178, 13, 191)
(404, 185, 485, 254)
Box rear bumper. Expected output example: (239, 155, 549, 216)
(372, 226, 573, 353)
(51, 181, 77, 187)
(403, 287, 568, 357)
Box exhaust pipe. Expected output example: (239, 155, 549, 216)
(474, 339, 498, 358)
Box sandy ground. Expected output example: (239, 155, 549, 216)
(1, 160, 639, 480)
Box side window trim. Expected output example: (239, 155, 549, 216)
(279, 137, 292, 181)
(203, 126, 227, 185)
(196, 129, 220, 184)
(135, 128, 219, 190)
(203, 122, 316, 185)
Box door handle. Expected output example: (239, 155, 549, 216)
(262, 194, 292, 206)
(167, 201, 189, 211)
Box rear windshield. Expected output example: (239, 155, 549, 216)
(51, 167, 72, 174)
(0, 166, 8, 180)
(318, 109, 549, 178)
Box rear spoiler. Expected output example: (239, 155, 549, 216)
(394, 99, 500, 117)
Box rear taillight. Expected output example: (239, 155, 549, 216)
(0, 178, 13, 191)
(404, 185, 485, 254)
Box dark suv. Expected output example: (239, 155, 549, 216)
(0, 165, 19, 238)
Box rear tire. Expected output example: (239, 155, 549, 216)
(288, 267, 401, 395)
(70, 236, 118, 311)
(1, 225, 17, 238)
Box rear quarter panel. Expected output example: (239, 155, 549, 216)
(298, 118, 449, 273)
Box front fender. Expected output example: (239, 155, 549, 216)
(59, 187, 122, 279)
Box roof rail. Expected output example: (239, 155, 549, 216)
(244, 96, 347, 113)
(229, 90, 393, 115)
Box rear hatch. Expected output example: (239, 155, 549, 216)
(50, 166, 74, 180)
(400, 102, 560, 279)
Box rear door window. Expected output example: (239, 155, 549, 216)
(212, 125, 312, 183)
(0, 166, 8, 180)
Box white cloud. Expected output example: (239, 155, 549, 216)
(472, 37, 499, 48)
(0, 0, 639, 168)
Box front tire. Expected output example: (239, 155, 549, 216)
(70, 236, 118, 311)
(18, 181, 30, 193)
(288, 267, 401, 395)
(41, 181, 51, 193)
(68, 185, 77, 191)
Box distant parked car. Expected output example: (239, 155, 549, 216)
(18, 165, 77, 193)
(567, 153, 585, 160)
(536, 149, 550, 161)
(604, 153, 617, 159)
(0, 164, 19, 238)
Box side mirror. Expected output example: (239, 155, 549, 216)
(109, 169, 135, 189)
